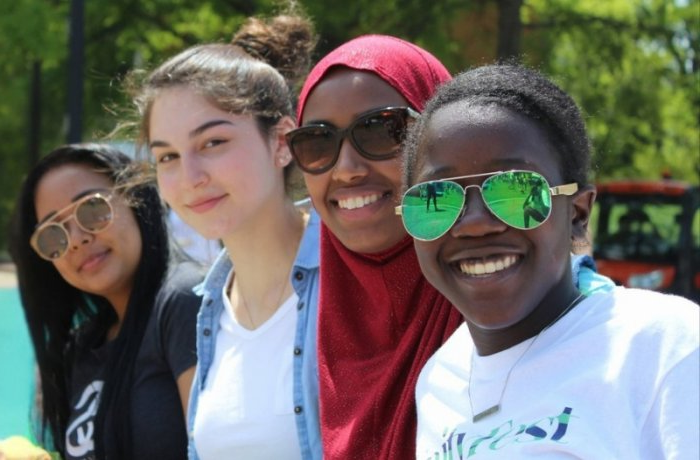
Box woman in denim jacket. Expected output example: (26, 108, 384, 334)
(130, 12, 321, 460)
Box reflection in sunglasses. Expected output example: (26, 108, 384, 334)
(397, 171, 578, 241)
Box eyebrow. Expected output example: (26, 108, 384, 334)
(149, 119, 235, 149)
(37, 188, 109, 225)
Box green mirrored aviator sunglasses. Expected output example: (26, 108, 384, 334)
(395, 170, 578, 241)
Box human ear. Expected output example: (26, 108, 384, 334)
(570, 184, 596, 250)
(271, 116, 296, 168)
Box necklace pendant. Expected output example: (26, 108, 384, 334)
(472, 404, 500, 423)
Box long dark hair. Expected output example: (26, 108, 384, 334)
(8, 143, 170, 458)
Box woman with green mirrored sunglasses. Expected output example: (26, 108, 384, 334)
(401, 64, 699, 459)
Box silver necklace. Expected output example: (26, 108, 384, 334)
(467, 292, 585, 423)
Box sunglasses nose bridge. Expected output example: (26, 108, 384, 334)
(461, 184, 485, 209)
(450, 184, 507, 236)
(335, 126, 355, 161)
(63, 217, 93, 246)
(330, 130, 370, 180)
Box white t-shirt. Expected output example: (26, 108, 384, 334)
(192, 271, 301, 460)
(416, 287, 699, 459)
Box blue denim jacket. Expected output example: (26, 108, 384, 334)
(187, 209, 322, 460)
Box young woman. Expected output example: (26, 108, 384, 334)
(286, 35, 613, 459)
(398, 64, 700, 458)
(8, 144, 203, 459)
(130, 13, 320, 460)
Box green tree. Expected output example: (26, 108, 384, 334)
(524, 0, 699, 183)
(1, 0, 697, 254)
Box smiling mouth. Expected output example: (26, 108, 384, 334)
(80, 250, 109, 272)
(336, 193, 382, 210)
(458, 254, 519, 276)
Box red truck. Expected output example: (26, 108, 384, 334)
(591, 179, 700, 302)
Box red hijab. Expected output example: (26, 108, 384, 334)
(298, 35, 463, 459)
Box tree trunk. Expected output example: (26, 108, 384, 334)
(496, 0, 523, 61)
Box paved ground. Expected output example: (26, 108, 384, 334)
(0, 263, 16, 288)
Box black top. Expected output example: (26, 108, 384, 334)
(64, 263, 203, 460)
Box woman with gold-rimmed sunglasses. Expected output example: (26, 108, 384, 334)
(29, 191, 114, 261)
(9, 144, 204, 459)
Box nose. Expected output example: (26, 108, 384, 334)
(449, 187, 508, 238)
(330, 138, 369, 184)
(181, 153, 209, 188)
(66, 221, 94, 251)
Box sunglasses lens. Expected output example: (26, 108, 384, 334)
(482, 171, 552, 229)
(35, 225, 69, 260)
(288, 126, 339, 173)
(401, 181, 465, 240)
(352, 111, 406, 157)
(76, 196, 113, 231)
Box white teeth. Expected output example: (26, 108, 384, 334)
(459, 255, 518, 276)
(338, 194, 380, 210)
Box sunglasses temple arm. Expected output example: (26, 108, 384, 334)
(550, 183, 579, 196)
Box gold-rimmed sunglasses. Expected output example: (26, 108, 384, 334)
(31, 192, 114, 260)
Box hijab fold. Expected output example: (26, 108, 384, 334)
(298, 35, 462, 459)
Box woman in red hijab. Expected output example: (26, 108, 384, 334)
(286, 34, 462, 459)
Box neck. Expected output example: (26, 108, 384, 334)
(224, 199, 305, 329)
(469, 277, 581, 356)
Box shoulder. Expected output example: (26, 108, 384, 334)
(155, 261, 206, 312)
(294, 205, 321, 269)
(167, 260, 207, 289)
(202, 250, 231, 285)
(583, 287, 698, 359)
(606, 287, 699, 328)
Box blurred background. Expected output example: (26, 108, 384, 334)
(0, 0, 698, 256)
(0, 0, 698, 439)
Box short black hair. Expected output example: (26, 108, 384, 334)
(404, 64, 591, 187)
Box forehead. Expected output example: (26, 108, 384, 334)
(301, 69, 409, 125)
(416, 102, 561, 179)
(148, 86, 251, 138)
(34, 164, 113, 219)
(150, 87, 206, 119)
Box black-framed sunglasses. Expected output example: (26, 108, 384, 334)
(285, 106, 420, 174)
(31, 192, 114, 260)
(395, 170, 578, 241)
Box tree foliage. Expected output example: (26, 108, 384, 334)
(0, 0, 697, 252)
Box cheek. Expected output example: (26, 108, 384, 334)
(302, 173, 329, 208)
(111, 207, 143, 246)
(52, 259, 74, 280)
(115, 217, 143, 265)
(378, 158, 403, 188)
(533, 212, 573, 269)
(414, 240, 442, 281)
(156, 172, 178, 205)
